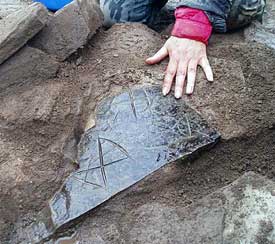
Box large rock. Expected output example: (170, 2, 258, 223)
(16, 86, 220, 243)
(206, 40, 275, 139)
(0, 46, 59, 90)
(245, 0, 275, 50)
(0, 0, 31, 19)
(128, 172, 275, 243)
(31, 0, 103, 61)
(77, 0, 104, 38)
(0, 2, 48, 64)
(181, 172, 275, 243)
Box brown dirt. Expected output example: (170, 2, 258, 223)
(0, 23, 275, 243)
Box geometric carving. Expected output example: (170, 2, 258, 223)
(73, 137, 130, 188)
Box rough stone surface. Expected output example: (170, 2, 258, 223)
(77, 0, 104, 38)
(69, 172, 275, 244)
(0, 46, 59, 90)
(207, 43, 275, 139)
(245, 0, 275, 50)
(0, 2, 49, 64)
(31, 0, 103, 61)
(4, 23, 275, 243)
(0, 0, 31, 19)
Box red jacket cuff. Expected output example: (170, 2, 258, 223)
(171, 7, 213, 45)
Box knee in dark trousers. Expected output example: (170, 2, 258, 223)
(100, 0, 168, 27)
(227, 0, 266, 30)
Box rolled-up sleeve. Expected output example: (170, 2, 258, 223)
(175, 0, 232, 32)
(172, 7, 213, 45)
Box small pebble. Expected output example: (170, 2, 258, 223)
(113, 54, 119, 57)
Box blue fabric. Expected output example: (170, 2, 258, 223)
(34, 0, 73, 11)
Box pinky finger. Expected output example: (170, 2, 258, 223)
(199, 57, 214, 82)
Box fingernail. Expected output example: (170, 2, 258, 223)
(163, 87, 169, 96)
(186, 84, 194, 95)
(208, 75, 214, 82)
(175, 90, 182, 99)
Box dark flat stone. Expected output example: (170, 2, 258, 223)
(17, 86, 219, 243)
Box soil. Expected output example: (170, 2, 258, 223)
(0, 23, 275, 243)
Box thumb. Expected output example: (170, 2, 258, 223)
(146, 46, 168, 65)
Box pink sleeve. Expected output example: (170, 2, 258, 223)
(171, 7, 213, 45)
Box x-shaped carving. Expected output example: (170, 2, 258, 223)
(73, 137, 130, 188)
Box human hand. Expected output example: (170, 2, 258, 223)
(146, 36, 213, 98)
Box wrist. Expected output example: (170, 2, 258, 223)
(171, 7, 212, 45)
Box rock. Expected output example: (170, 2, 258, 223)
(0, 0, 31, 19)
(0, 46, 59, 90)
(186, 57, 249, 140)
(245, 23, 275, 50)
(17, 86, 220, 243)
(207, 40, 275, 139)
(244, 0, 275, 50)
(0, 81, 62, 125)
(31, 0, 103, 61)
(77, 0, 104, 38)
(0, 2, 49, 64)
(65, 172, 275, 244)
(129, 172, 275, 244)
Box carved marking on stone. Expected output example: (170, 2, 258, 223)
(100, 137, 131, 159)
(72, 175, 103, 188)
(73, 137, 130, 188)
(140, 88, 152, 113)
(106, 111, 120, 132)
(98, 137, 107, 187)
(128, 88, 137, 119)
(184, 113, 192, 137)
